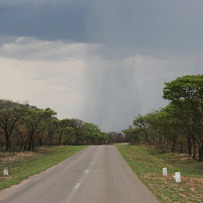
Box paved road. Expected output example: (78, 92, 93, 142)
(0, 146, 159, 203)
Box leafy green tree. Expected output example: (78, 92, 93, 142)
(122, 128, 142, 144)
(69, 119, 85, 145)
(163, 74, 203, 161)
(106, 131, 125, 143)
(132, 109, 182, 152)
(133, 114, 150, 144)
(46, 118, 60, 145)
(96, 132, 109, 144)
(0, 107, 25, 151)
(55, 119, 71, 145)
(148, 109, 180, 152)
(82, 122, 108, 144)
(23, 108, 56, 151)
(63, 127, 75, 144)
(164, 103, 195, 156)
(83, 123, 99, 144)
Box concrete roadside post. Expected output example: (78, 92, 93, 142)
(174, 172, 181, 183)
(162, 167, 167, 176)
(3, 168, 9, 176)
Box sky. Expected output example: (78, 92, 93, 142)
(0, 0, 203, 132)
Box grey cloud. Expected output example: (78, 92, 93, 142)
(0, 37, 98, 61)
(87, 0, 203, 56)
(1, 0, 203, 54)
(0, 1, 88, 42)
(0, 0, 77, 7)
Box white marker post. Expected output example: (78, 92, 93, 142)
(162, 167, 168, 176)
(175, 172, 181, 183)
(3, 168, 9, 176)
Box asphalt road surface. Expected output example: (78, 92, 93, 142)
(0, 145, 160, 203)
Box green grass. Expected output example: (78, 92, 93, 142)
(117, 144, 203, 203)
(0, 145, 86, 190)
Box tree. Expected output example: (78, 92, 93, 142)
(83, 123, 108, 144)
(55, 119, 72, 145)
(131, 108, 184, 153)
(23, 108, 56, 151)
(106, 131, 125, 144)
(122, 128, 141, 144)
(133, 114, 150, 144)
(63, 127, 75, 144)
(0, 107, 25, 151)
(163, 74, 203, 161)
(83, 123, 99, 144)
(46, 118, 59, 145)
(164, 103, 195, 156)
(69, 119, 85, 145)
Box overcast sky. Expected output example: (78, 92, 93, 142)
(0, 0, 203, 132)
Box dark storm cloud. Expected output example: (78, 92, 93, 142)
(87, 0, 203, 55)
(1, 0, 203, 54)
(0, 1, 88, 42)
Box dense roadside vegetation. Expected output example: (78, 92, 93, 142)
(123, 75, 203, 161)
(0, 100, 108, 153)
(0, 145, 86, 190)
(117, 145, 203, 203)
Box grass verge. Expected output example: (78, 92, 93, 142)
(117, 144, 203, 203)
(0, 145, 86, 190)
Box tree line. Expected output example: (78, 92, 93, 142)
(0, 100, 108, 152)
(123, 75, 203, 161)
